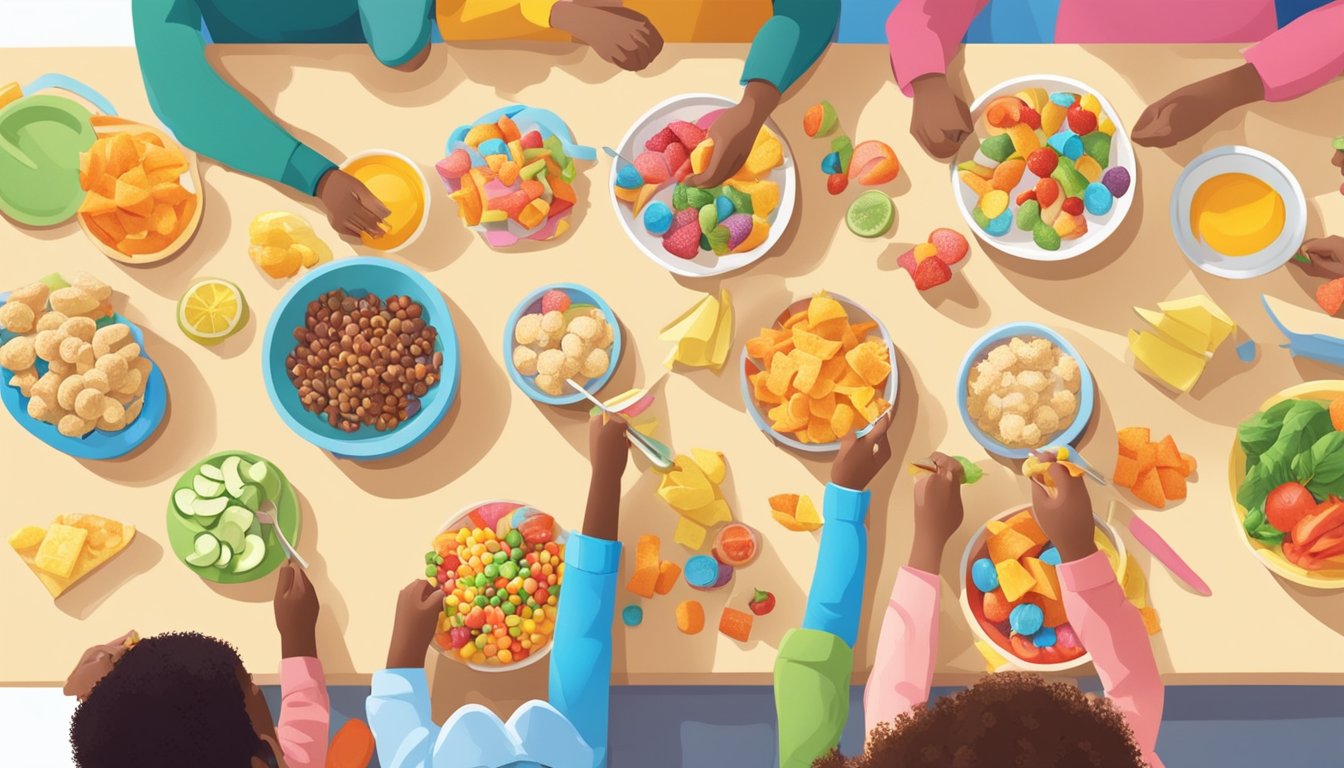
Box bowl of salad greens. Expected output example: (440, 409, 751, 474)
(1230, 381, 1344, 588)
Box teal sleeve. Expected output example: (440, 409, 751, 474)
(131, 0, 336, 194)
(365, 669, 434, 768)
(740, 0, 841, 93)
(548, 533, 621, 768)
(773, 628, 855, 768)
(801, 483, 870, 647)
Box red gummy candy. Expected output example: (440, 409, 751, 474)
(826, 173, 849, 195)
(663, 142, 689, 175)
(1317, 278, 1344, 316)
(1020, 106, 1041, 130)
(913, 254, 952, 291)
(1062, 197, 1084, 216)
(1035, 178, 1061, 207)
(1067, 104, 1098, 135)
(929, 227, 969, 266)
(1026, 148, 1058, 178)
(645, 127, 677, 153)
(663, 221, 702, 260)
(1015, 189, 1038, 206)
(541, 289, 571, 314)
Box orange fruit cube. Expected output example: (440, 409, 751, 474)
(1131, 468, 1166, 508)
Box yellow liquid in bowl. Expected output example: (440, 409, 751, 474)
(1190, 172, 1284, 257)
(344, 155, 425, 250)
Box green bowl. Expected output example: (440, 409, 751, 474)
(166, 450, 300, 583)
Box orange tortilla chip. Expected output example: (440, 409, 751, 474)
(90, 172, 116, 199)
(808, 416, 837, 444)
(79, 149, 105, 190)
(135, 131, 164, 148)
(114, 178, 152, 216)
(149, 204, 178, 236)
(147, 166, 186, 185)
(845, 344, 891, 387)
(790, 349, 822, 395)
(766, 352, 798, 397)
(91, 211, 126, 242)
(809, 393, 836, 419)
(782, 310, 808, 329)
(116, 210, 150, 237)
(151, 181, 192, 206)
(810, 317, 848, 341)
(141, 144, 187, 174)
(119, 164, 150, 190)
(104, 133, 138, 176)
(79, 192, 116, 216)
(830, 403, 856, 436)
(793, 328, 842, 360)
(807, 293, 848, 326)
(117, 232, 171, 256)
(850, 321, 877, 337)
(175, 196, 197, 228)
(752, 371, 783, 406)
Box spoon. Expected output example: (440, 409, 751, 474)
(256, 501, 307, 569)
(566, 378, 675, 470)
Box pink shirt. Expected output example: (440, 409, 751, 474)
(886, 0, 1344, 102)
(277, 657, 331, 768)
(864, 554, 1164, 767)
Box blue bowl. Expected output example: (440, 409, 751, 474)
(0, 306, 167, 460)
(262, 258, 461, 460)
(504, 283, 622, 406)
(956, 322, 1095, 460)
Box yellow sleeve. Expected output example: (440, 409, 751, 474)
(520, 0, 558, 28)
(438, 0, 558, 38)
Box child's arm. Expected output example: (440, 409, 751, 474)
(863, 453, 964, 733)
(547, 414, 630, 768)
(885, 0, 988, 95)
(273, 560, 330, 768)
(775, 415, 892, 768)
(1243, 0, 1344, 103)
(365, 580, 445, 768)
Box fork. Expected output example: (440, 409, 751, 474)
(256, 501, 307, 569)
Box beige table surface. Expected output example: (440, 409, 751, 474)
(3, 43, 1344, 690)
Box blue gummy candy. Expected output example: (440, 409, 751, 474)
(821, 151, 842, 175)
(477, 138, 510, 160)
(1040, 547, 1062, 566)
(985, 209, 1013, 237)
(1047, 131, 1084, 160)
(1009, 603, 1045, 636)
(616, 165, 644, 189)
(685, 555, 719, 588)
(643, 201, 673, 235)
(1032, 626, 1058, 648)
(1237, 339, 1258, 362)
(971, 558, 1000, 592)
(714, 196, 734, 224)
(621, 604, 644, 627)
(1083, 182, 1113, 216)
(1050, 91, 1076, 107)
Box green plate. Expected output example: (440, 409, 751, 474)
(0, 94, 96, 226)
(166, 451, 300, 584)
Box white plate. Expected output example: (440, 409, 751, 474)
(611, 94, 797, 278)
(952, 75, 1138, 262)
(1171, 145, 1306, 280)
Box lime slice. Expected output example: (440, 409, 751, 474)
(846, 190, 894, 238)
(1334, 136, 1344, 152)
(178, 278, 248, 346)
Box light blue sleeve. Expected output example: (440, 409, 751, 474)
(548, 533, 621, 768)
(801, 483, 870, 647)
(365, 668, 435, 768)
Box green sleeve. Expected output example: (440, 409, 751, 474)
(740, 0, 841, 94)
(131, 0, 336, 194)
(773, 628, 854, 768)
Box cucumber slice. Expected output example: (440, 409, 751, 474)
(193, 475, 225, 499)
(222, 456, 247, 498)
(193, 495, 229, 518)
(248, 460, 283, 502)
(173, 488, 199, 517)
(220, 506, 255, 533)
(216, 521, 245, 553)
(233, 534, 266, 574)
(214, 542, 234, 569)
(185, 533, 220, 567)
(199, 464, 224, 481)
(235, 485, 261, 512)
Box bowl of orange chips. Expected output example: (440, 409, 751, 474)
(75, 116, 202, 264)
(741, 291, 897, 452)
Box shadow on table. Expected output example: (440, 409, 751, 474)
(1280, 579, 1344, 638)
(57, 533, 163, 620)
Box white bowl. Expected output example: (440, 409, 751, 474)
(1171, 145, 1306, 280)
(952, 75, 1138, 262)
(611, 93, 797, 278)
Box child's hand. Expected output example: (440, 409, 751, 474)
(1297, 236, 1344, 279)
(831, 412, 894, 491)
(550, 0, 663, 72)
(1030, 455, 1098, 563)
(63, 630, 137, 699)
(1133, 63, 1263, 148)
(315, 168, 391, 239)
(684, 81, 782, 189)
(386, 580, 442, 669)
(589, 412, 630, 478)
(274, 560, 319, 659)
(910, 74, 973, 159)
(909, 452, 965, 573)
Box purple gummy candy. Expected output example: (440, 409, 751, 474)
(1102, 166, 1131, 198)
(722, 213, 753, 250)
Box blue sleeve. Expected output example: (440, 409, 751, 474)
(365, 668, 434, 768)
(801, 483, 870, 647)
(740, 0, 842, 92)
(549, 533, 621, 768)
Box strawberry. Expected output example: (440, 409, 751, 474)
(634, 151, 670, 185)
(748, 589, 775, 616)
(663, 142, 689, 175)
(1035, 178, 1061, 208)
(663, 221, 702, 259)
(913, 255, 952, 290)
(1062, 197, 1084, 216)
(1026, 148, 1058, 178)
(1019, 106, 1041, 130)
(667, 120, 706, 150)
(1016, 189, 1038, 206)
(826, 173, 849, 195)
(1067, 104, 1098, 135)
(541, 289, 571, 314)
(645, 127, 676, 152)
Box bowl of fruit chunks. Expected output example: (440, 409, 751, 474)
(960, 505, 1125, 671)
(428, 501, 566, 671)
(952, 76, 1136, 262)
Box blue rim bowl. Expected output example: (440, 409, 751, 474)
(504, 283, 622, 406)
(956, 322, 1095, 460)
(262, 258, 461, 460)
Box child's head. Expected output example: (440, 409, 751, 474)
(70, 631, 278, 768)
(816, 672, 1145, 768)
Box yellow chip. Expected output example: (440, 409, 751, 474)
(34, 524, 87, 578)
(830, 403, 856, 436)
(809, 393, 836, 419)
(806, 293, 849, 327)
(9, 526, 47, 551)
(674, 517, 708, 550)
(792, 327, 842, 360)
(790, 349, 822, 395)
(766, 351, 798, 397)
(810, 317, 848, 341)
(807, 416, 837, 444)
(845, 343, 891, 387)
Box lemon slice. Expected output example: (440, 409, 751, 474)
(178, 278, 248, 346)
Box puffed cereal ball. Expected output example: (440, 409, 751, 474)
(560, 332, 587, 359)
(568, 316, 600, 344)
(580, 347, 609, 378)
(57, 414, 91, 438)
(987, 344, 1016, 371)
(1053, 355, 1081, 392)
(1021, 423, 1043, 446)
(48, 359, 75, 376)
(96, 354, 128, 388)
(998, 372, 1016, 390)
(116, 368, 143, 396)
(984, 393, 1004, 422)
(559, 354, 581, 380)
(83, 369, 111, 394)
(34, 330, 65, 362)
(75, 389, 106, 421)
(35, 312, 67, 333)
(31, 372, 62, 404)
(49, 287, 98, 317)
(1051, 389, 1077, 418)
(9, 283, 49, 314)
(998, 413, 1027, 443)
(8, 368, 38, 397)
(27, 396, 59, 423)
(57, 374, 86, 410)
(512, 346, 538, 376)
(0, 301, 35, 333)
(515, 313, 542, 345)
(534, 373, 563, 396)
(99, 398, 126, 430)
(1017, 370, 1049, 392)
(72, 272, 112, 302)
(540, 311, 565, 337)
(0, 336, 36, 372)
(1033, 405, 1061, 434)
(536, 349, 565, 377)
(59, 336, 85, 364)
(61, 316, 96, 343)
(1000, 391, 1030, 416)
(93, 324, 131, 356)
(116, 343, 141, 364)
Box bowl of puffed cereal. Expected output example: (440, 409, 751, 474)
(505, 284, 621, 406)
(957, 323, 1094, 459)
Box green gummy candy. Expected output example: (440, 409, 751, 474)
(971, 207, 992, 231)
(815, 101, 839, 137)
(1032, 219, 1061, 251)
(1051, 158, 1088, 198)
(831, 135, 854, 174)
(543, 135, 569, 166)
(698, 204, 718, 235)
(699, 233, 711, 251)
(722, 185, 753, 214)
(954, 456, 984, 485)
(520, 159, 547, 180)
(672, 184, 689, 210)
(562, 157, 576, 184)
(1334, 136, 1344, 151)
(707, 225, 731, 256)
(980, 133, 1015, 163)
(685, 186, 715, 209)
(1081, 132, 1111, 169)
(1016, 199, 1041, 231)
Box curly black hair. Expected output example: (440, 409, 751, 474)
(70, 631, 265, 768)
(814, 672, 1146, 768)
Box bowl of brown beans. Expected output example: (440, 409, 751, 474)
(262, 258, 459, 459)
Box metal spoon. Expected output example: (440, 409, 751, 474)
(256, 501, 307, 569)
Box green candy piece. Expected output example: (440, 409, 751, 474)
(1051, 157, 1088, 198)
(672, 184, 689, 211)
(979, 133, 1015, 163)
(699, 233, 710, 251)
(955, 456, 985, 485)
(698, 204, 718, 235)
(1334, 136, 1344, 151)
(971, 207, 992, 231)
(562, 157, 576, 184)
(721, 185, 753, 214)
(831, 135, 854, 174)
(1032, 219, 1061, 251)
(1081, 132, 1111, 169)
(520, 159, 547, 180)
(685, 186, 716, 209)
(707, 225, 731, 256)
(1016, 199, 1041, 231)
(543, 135, 569, 166)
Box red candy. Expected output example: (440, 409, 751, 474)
(1062, 197, 1084, 216)
(1015, 189, 1038, 206)
(1027, 148, 1058, 178)
(826, 173, 849, 195)
(1035, 178, 1061, 207)
(1019, 106, 1041, 130)
(1066, 104, 1098, 135)
(982, 588, 1012, 623)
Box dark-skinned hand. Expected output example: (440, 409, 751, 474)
(1297, 236, 1344, 279)
(909, 74, 973, 159)
(831, 411, 894, 491)
(386, 579, 442, 669)
(316, 168, 390, 240)
(1029, 453, 1098, 563)
(274, 559, 319, 659)
(551, 0, 663, 72)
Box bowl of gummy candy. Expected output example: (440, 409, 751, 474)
(952, 76, 1137, 262)
(427, 501, 565, 671)
(610, 93, 797, 278)
(960, 505, 1125, 671)
(437, 105, 596, 249)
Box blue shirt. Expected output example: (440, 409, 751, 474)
(802, 483, 871, 645)
(366, 533, 621, 768)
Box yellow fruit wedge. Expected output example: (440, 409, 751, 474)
(1133, 306, 1211, 356)
(1129, 329, 1208, 392)
(1156, 295, 1234, 352)
(178, 278, 248, 346)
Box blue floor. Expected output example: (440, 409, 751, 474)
(273, 684, 1344, 767)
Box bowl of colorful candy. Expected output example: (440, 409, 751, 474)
(427, 501, 565, 671)
(437, 105, 595, 248)
(611, 93, 797, 278)
(960, 505, 1125, 672)
(952, 76, 1136, 262)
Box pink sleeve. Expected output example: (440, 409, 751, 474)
(1058, 552, 1165, 768)
(1244, 0, 1344, 102)
(277, 656, 330, 768)
(862, 566, 940, 734)
(886, 0, 989, 96)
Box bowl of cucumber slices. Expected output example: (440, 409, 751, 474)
(166, 450, 300, 583)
